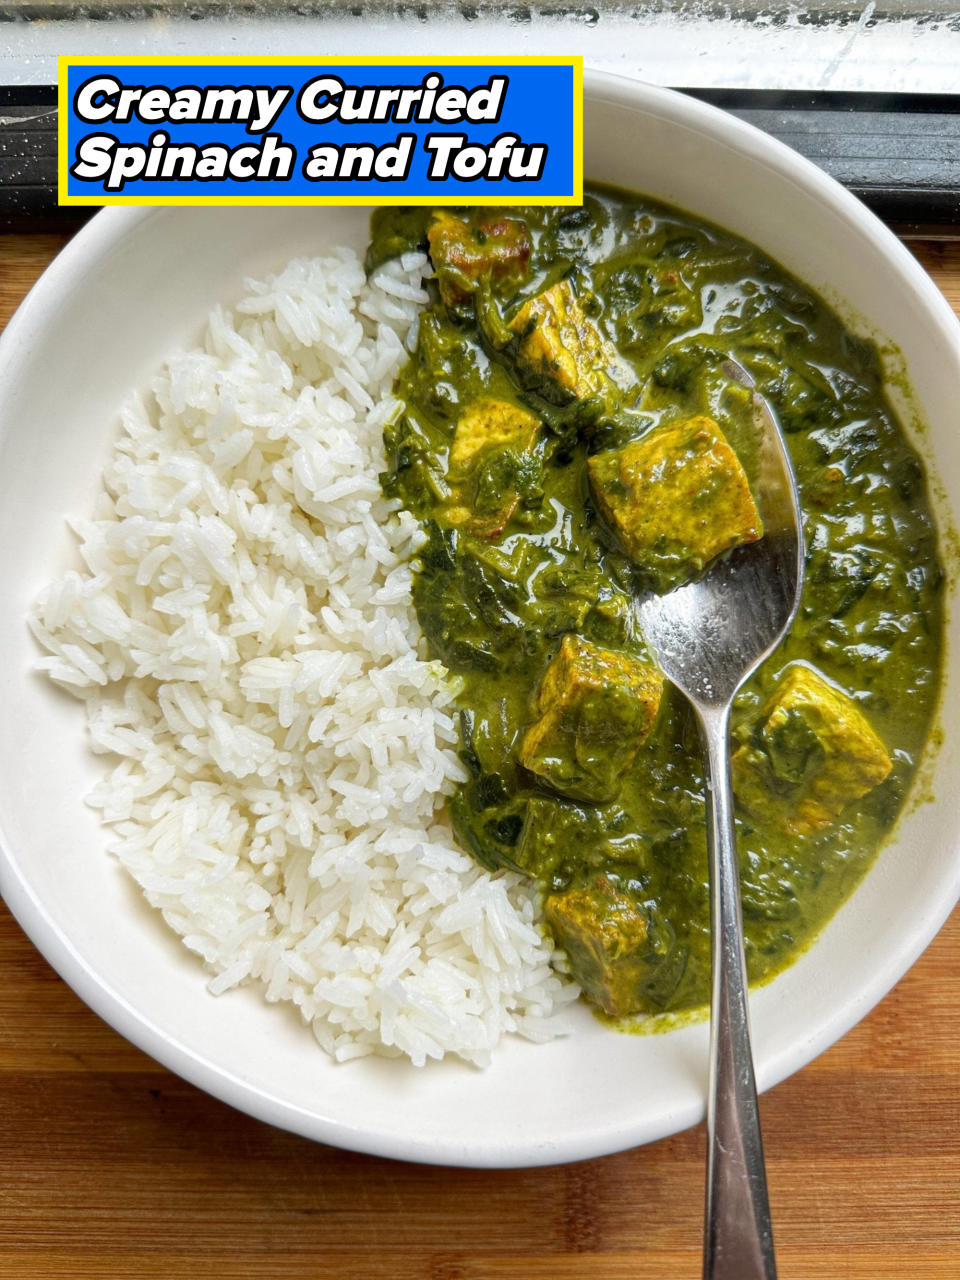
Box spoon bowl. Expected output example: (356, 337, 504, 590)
(637, 361, 805, 709)
(636, 360, 805, 1279)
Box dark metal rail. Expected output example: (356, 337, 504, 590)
(2, 85, 958, 231)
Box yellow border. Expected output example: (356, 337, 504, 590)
(58, 55, 583, 208)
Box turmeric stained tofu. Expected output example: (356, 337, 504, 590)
(428, 211, 531, 307)
(446, 398, 541, 538)
(508, 279, 618, 402)
(588, 415, 763, 594)
(732, 664, 892, 835)
(544, 876, 652, 1017)
(518, 634, 663, 803)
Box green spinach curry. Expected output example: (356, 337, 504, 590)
(368, 189, 943, 1021)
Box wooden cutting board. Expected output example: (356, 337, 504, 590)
(1, 231, 958, 1280)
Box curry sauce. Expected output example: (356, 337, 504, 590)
(370, 189, 944, 1019)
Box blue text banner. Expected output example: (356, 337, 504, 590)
(59, 57, 582, 206)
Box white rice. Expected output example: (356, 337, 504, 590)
(30, 247, 577, 1068)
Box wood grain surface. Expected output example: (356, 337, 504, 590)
(1, 232, 958, 1280)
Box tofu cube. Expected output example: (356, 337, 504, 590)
(588, 415, 763, 593)
(544, 876, 652, 1017)
(508, 279, 618, 402)
(445, 398, 541, 538)
(732, 663, 892, 835)
(518, 634, 663, 803)
(428, 211, 531, 307)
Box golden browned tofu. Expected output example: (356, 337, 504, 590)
(448, 398, 538, 473)
(428, 211, 531, 307)
(732, 664, 892, 835)
(508, 279, 618, 402)
(518, 634, 663, 803)
(445, 398, 541, 538)
(588, 415, 763, 593)
(544, 876, 651, 1017)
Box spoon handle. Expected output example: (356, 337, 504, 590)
(698, 702, 777, 1280)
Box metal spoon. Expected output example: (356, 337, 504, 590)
(636, 361, 805, 1280)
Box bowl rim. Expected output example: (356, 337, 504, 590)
(0, 68, 958, 1168)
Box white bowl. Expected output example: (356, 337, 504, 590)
(1, 73, 958, 1168)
